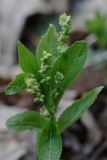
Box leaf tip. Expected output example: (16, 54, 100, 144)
(17, 40, 21, 46)
(49, 23, 54, 27)
(96, 86, 104, 92)
(5, 86, 9, 95)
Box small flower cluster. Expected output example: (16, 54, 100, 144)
(40, 106, 50, 117)
(54, 71, 64, 84)
(40, 76, 51, 84)
(25, 74, 45, 103)
(39, 50, 52, 74)
(52, 88, 60, 99)
(53, 71, 64, 99)
(58, 13, 73, 53)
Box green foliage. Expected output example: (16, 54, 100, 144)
(57, 87, 103, 133)
(50, 41, 88, 107)
(85, 12, 107, 49)
(6, 111, 47, 131)
(36, 24, 59, 69)
(5, 73, 27, 95)
(38, 119, 62, 160)
(5, 13, 103, 160)
(18, 41, 37, 75)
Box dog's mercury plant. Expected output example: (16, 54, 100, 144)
(5, 13, 103, 160)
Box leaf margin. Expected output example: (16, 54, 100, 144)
(6, 111, 47, 132)
(57, 86, 103, 133)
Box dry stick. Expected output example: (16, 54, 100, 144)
(88, 139, 107, 160)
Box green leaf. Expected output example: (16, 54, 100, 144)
(45, 24, 59, 61)
(6, 111, 47, 132)
(36, 36, 52, 69)
(5, 73, 26, 95)
(51, 41, 88, 106)
(57, 86, 103, 133)
(36, 24, 59, 68)
(18, 41, 37, 75)
(38, 119, 62, 160)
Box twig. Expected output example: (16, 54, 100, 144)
(88, 139, 107, 160)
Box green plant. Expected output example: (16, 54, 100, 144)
(85, 12, 107, 49)
(5, 13, 103, 160)
(85, 12, 107, 84)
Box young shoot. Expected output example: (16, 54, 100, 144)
(5, 13, 103, 160)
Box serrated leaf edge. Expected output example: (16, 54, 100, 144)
(52, 41, 88, 107)
(6, 111, 47, 132)
(5, 73, 26, 95)
(57, 86, 103, 133)
(37, 120, 62, 160)
(18, 41, 37, 74)
(64, 41, 88, 86)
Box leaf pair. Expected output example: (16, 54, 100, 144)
(5, 86, 103, 160)
(6, 111, 47, 132)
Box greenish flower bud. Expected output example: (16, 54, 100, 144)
(46, 76, 51, 81)
(37, 92, 41, 96)
(39, 50, 52, 74)
(52, 88, 57, 94)
(25, 74, 40, 94)
(25, 74, 45, 103)
(51, 107, 56, 114)
(55, 71, 64, 84)
(40, 58, 44, 62)
(40, 106, 50, 117)
(58, 33, 68, 44)
(59, 13, 71, 27)
(44, 55, 48, 59)
(58, 13, 73, 53)
(54, 92, 60, 99)
(39, 68, 47, 74)
(40, 79, 46, 84)
(41, 95, 45, 98)
(39, 98, 44, 102)
(34, 85, 39, 90)
(26, 88, 35, 94)
(52, 88, 61, 100)
(40, 76, 51, 84)
(25, 74, 37, 87)
(43, 50, 47, 56)
(44, 64, 50, 69)
(34, 98, 40, 103)
(39, 70, 43, 74)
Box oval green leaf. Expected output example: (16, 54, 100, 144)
(6, 111, 47, 132)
